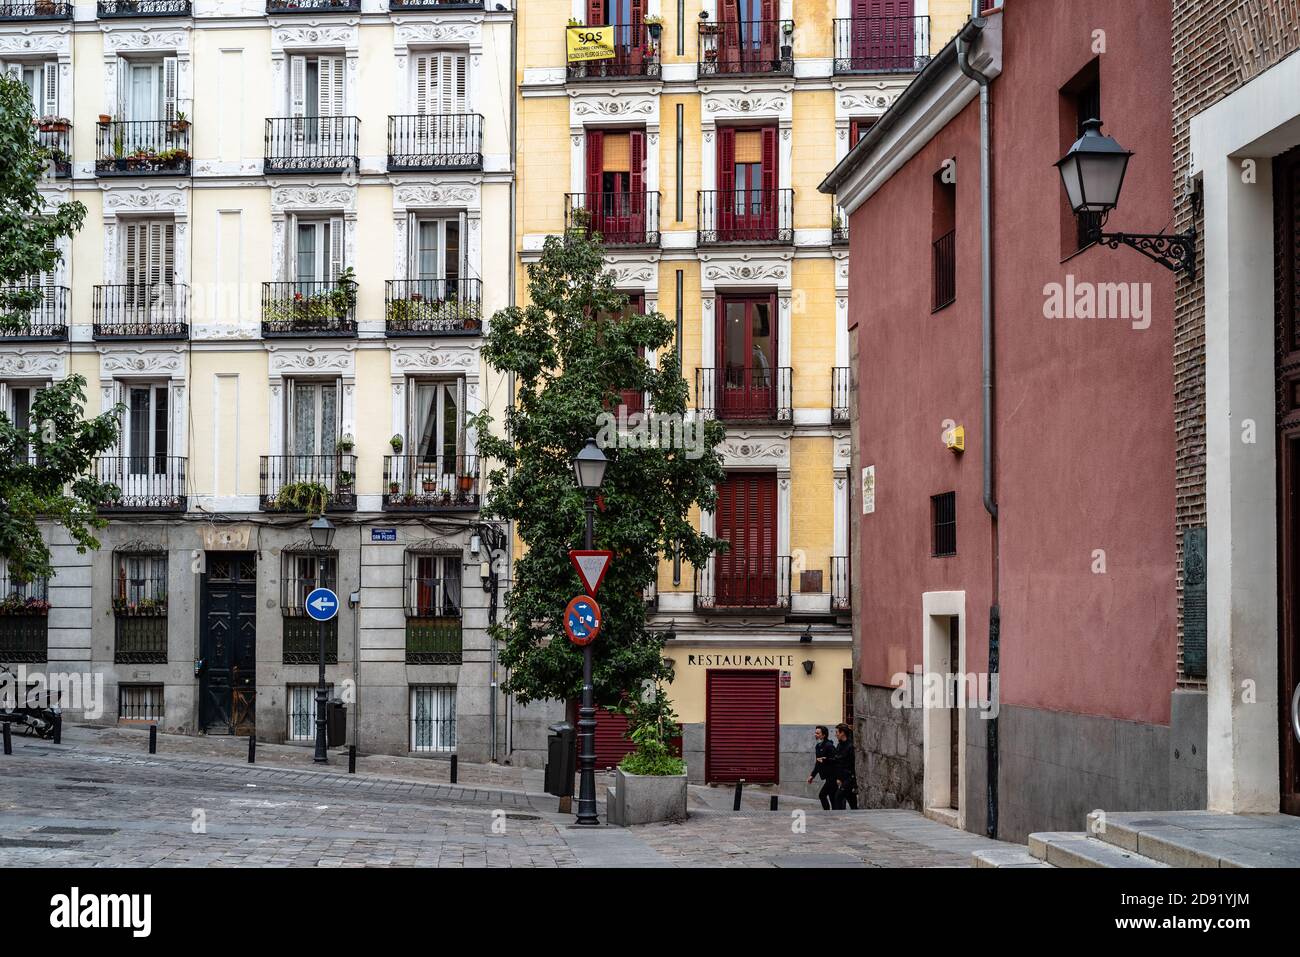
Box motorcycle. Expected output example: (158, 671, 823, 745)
(0, 663, 61, 739)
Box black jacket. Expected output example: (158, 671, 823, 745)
(832, 739, 856, 781)
(810, 738, 836, 779)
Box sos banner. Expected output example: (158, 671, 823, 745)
(566, 25, 616, 62)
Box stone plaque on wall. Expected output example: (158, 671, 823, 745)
(202, 524, 253, 551)
(1183, 527, 1207, 679)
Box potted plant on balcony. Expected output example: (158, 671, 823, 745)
(112, 130, 127, 171)
(275, 480, 331, 516)
(156, 147, 189, 171)
(644, 13, 664, 40)
(388, 480, 401, 497)
(335, 434, 354, 454)
(780, 22, 794, 62)
(36, 115, 70, 133)
(98, 113, 112, 126)
(336, 470, 354, 495)
(421, 475, 436, 494)
(699, 10, 720, 35)
(458, 473, 475, 494)
(389, 434, 403, 454)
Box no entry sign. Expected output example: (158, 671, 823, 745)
(564, 595, 602, 646)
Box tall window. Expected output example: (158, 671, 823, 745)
(123, 382, 169, 476)
(280, 549, 338, 664)
(1072, 69, 1102, 251)
(412, 52, 467, 116)
(410, 216, 464, 285)
(288, 379, 339, 457)
(931, 491, 957, 557)
(717, 293, 776, 419)
(409, 379, 463, 469)
(5, 384, 43, 462)
(411, 685, 456, 752)
(114, 551, 167, 612)
(932, 169, 956, 311)
(289, 55, 344, 119)
(118, 57, 177, 123)
(293, 217, 344, 284)
(405, 551, 463, 664)
(122, 219, 176, 312)
(714, 472, 778, 607)
(717, 126, 778, 240)
(3, 61, 58, 117)
(584, 130, 647, 242)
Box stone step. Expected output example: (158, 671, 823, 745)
(1028, 831, 1169, 868)
(971, 847, 1053, 868)
(1089, 811, 1300, 868)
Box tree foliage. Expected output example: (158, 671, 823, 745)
(0, 74, 86, 332)
(475, 232, 726, 706)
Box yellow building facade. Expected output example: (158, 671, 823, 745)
(514, 0, 966, 791)
(1, 0, 515, 760)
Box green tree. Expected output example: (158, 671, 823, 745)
(474, 232, 727, 706)
(0, 74, 85, 332)
(0, 75, 119, 583)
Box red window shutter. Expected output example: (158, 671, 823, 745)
(586, 130, 604, 225)
(629, 128, 646, 229)
(587, 0, 604, 26)
(717, 128, 736, 236)
(850, 119, 860, 147)
(760, 126, 778, 231)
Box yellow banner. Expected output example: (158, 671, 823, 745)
(566, 25, 616, 62)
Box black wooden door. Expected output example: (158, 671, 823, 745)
(199, 553, 257, 735)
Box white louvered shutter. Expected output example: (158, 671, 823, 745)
(116, 57, 129, 117)
(162, 57, 177, 120)
(41, 63, 58, 117)
(328, 217, 344, 282)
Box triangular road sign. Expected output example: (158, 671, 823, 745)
(569, 550, 613, 595)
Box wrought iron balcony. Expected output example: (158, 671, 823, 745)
(260, 454, 358, 513)
(34, 121, 71, 177)
(266, 0, 358, 11)
(698, 19, 794, 77)
(833, 16, 931, 74)
(95, 119, 190, 176)
(114, 617, 167, 664)
(565, 192, 661, 247)
(0, 575, 48, 661)
(93, 285, 189, 340)
(97, 0, 190, 15)
(695, 365, 792, 422)
(1, 283, 68, 340)
(388, 114, 483, 171)
(406, 617, 462, 664)
(697, 189, 794, 245)
(262, 280, 357, 338)
(264, 116, 359, 174)
(385, 279, 482, 336)
(96, 457, 187, 512)
(933, 228, 956, 311)
(384, 454, 480, 511)
(0, 1, 72, 19)
(284, 617, 336, 664)
(832, 207, 850, 245)
(832, 367, 851, 424)
(566, 23, 662, 81)
(695, 555, 792, 612)
(830, 556, 851, 612)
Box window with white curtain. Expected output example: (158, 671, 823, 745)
(410, 684, 456, 753)
(288, 379, 339, 457)
(287, 683, 333, 741)
(408, 379, 463, 470)
(3, 61, 58, 117)
(292, 217, 344, 284)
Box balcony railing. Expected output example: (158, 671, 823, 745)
(833, 16, 930, 73)
(384, 454, 480, 511)
(389, 0, 482, 7)
(830, 556, 850, 612)
(933, 229, 956, 311)
(262, 280, 357, 338)
(266, 0, 358, 11)
(95, 120, 190, 176)
(388, 114, 483, 171)
(406, 616, 463, 664)
(566, 23, 662, 81)
(96, 457, 187, 511)
(832, 367, 851, 424)
(698, 189, 794, 245)
(284, 617, 336, 664)
(565, 192, 661, 247)
(260, 454, 358, 513)
(0, 1, 72, 19)
(97, 0, 190, 16)
(694, 554, 792, 612)
(695, 365, 792, 422)
(0, 284, 68, 340)
(698, 19, 794, 77)
(264, 116, 359, 174)
(385, 279, 482, 336)
(114, 617, 167, 664)
(35, 123, 71, 178)
(93, 285, 189, 340)
(832, 207, 849, 245)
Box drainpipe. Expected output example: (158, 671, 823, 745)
(957, 11, 1000, 840)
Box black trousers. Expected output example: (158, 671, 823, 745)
(817, 777, 836, 810)
(833, 777, 858, 810)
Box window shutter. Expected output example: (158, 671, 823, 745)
(414, 54, 432, 116)
(585, 130, 604, 198)
(761, 126, 778, 229)
(41, 62, 58, 117)
(162, 57, 177, 120)
(329, 216, 344, 281)
(717, 127, 736, 192)
(3, 64, 21, 80)
(326, 56, 345, 116)
(289, 56, 307, 117)
(286, 213, 298, 281)
(123, 222, 139, 289)
(629, 129, 645, 223)
(116, 57, 129, 116)
(452, 53, 467, 114)
(587, 0, 604, 25)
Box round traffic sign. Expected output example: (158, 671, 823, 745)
(564, 595, 602, 646)
(305, 587, 340, 622)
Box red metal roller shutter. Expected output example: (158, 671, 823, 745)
(568, 702, 636, 771)
(705, 669, 779, 783)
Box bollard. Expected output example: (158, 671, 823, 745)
(52, 713, 61, 745)
(733, 778, 745, 811)
(248, 733, 256, 764)
(348, 745, 356, 774)
(770, 795, 779, 811)
(149, 724, 157, 754)
(450, 754, 458, 784)
(3, 722, 11, 755)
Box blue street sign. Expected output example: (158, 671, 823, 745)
(371, 528, 397, 542)
(564, 595, 602, 646)
(305, 587, 340, 622)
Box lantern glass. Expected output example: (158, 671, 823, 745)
(571, 438, 608, 491)
(309, 515, 336, 549)
(1055, 119, 1132, 215)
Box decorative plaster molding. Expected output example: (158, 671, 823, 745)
(270, 185, 357, 213)
(103, 31, 188, 53)
(0, 31, 70, 57)
(719, 432, 791, 469)
(605, 263, 655, 286)
(99, 347, 186, 377)
(272, 24, 359, 51)
(0, 350, 65, 378)
(395, 22, 481, 46)
(703, 261, 789, 284)
(393, 183, 479, 210)
(268, 345, 356, 377)
(702, 90, 791, 121)
(102, 187, 188, 215)
(389, 344, 480, 376)
(571, 94, 658, 124)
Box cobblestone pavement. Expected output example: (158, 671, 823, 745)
(0, 726, 1009, 868)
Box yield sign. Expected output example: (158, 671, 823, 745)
(569, 550, 613, 595)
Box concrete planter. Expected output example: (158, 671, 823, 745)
(606, 767, 688, 826)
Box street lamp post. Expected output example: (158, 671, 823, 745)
(571, 437, 608, 826)
(309, 514, 336, 764)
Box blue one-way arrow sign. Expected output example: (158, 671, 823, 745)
(305, 587, 340, 622)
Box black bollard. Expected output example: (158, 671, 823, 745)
(733, 779, 744, 811)
(3, 722, 11, 755)
(248, 733, 256, 764)
(770, 795, 779, 811)
(348, 744, 356, 774)
(149, 724, 157, 754)
(52, 713, 61, 745)
(450, 754, 458, 784)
